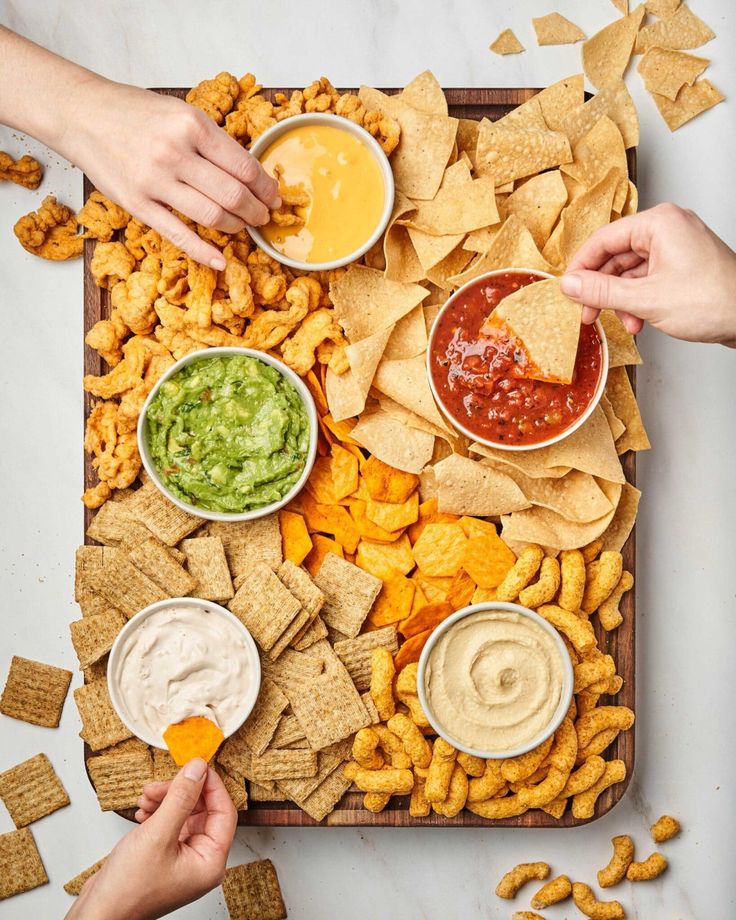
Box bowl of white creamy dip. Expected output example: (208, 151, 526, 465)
(107, 598, 261, 749)
(417, 602, 573, 760)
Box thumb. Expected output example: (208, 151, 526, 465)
(561, 270, 653, 317)
(149, 758, 208, 843)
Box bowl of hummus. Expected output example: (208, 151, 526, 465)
(107, 598, 261, 749)
(417, 602, 573, 760)
(139, 347, 318, 521)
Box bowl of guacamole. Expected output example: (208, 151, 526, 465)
(138, 348, 318, 521)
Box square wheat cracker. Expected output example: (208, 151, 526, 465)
(64, 856, 107, 896)
(333, 627, 399, 691)
(86, 500, 133, 546)
(239, 677, 289, 755)
(313, 554, 381, 637)
(250, 748, 318, 781)
(69, 610, 126, 670)
(127, 482, 200, 544)
(269, 712, 306, 749)
(276, 738, 353, 805)
(0, 827, 48, 899)
(229, 562, 301, 652)
(222, 859, 286, 920)
(216, 765, 249, 810)
(153, 748, 180, 782)
(94, 551, 169, 618)
(0, 655, 72, 727)
(0, 753, 69, 827)
(181, 536, 234, 601)
(74, 680, 133, 751)
(291, 614, 328, 650)
(128, 536, 197, 596)
(212, 516, 282, 576)
(87, 749, 153, 811)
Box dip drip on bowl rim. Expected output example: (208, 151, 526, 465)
(417, 602, 574, 760)
(107, 597, 261, 750)
(426, 267, 609, 452)
(138, 347, 318, 522)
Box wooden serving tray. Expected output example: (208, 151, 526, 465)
(83, 86, 636, 827)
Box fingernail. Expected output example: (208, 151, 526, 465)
(560, 274, 582, 297)
(183, 758, 207, 781)
(210, 256, 226, 271)
(273, 196, 282, 209)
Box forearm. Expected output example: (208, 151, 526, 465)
(0, 25, 109, 154)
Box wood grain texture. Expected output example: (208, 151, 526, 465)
(83, 86, 636, 827)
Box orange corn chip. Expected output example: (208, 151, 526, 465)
(461, 533, 517, 587)
(355, 534, 415, 580)
(331, 444, 360, 500)
(458, 516, 500, 539)
(322, 413, 362, 446)
(279, 511, 313, 566)
(399, 601, 453, 639)
(306, 457, 340, 504)
(447, 569, 476, 610)
(472, 586, 498, 604)
(304, 369, 329, 417)
(394, 629, 433, 669)
(304, 534, 344, 577)
(349, 500, 404, 544)
(299, 493, 360, 553)
(407, 498, 460, 543)
(163, 716, 224, 767)
(365, 492, 419, 532)
(317, 415, 335, 447)
(365, 575, 416, 629)
(362, 455, 419, 504)
(412, 573, 453, 604)
(410, 583, 429, 615)
(412, 522, 468, 576)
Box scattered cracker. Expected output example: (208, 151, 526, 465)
(240, 677, 289, 755)
(217, 727, 255, 782)
(128, 481, 201, 545)
(87, 748, 153, 811)
(0, 753, 70, 827)
(181, 536, 234, 601)
(152, 747, 180, 782)
(313, 555, 381, 638)
(276, 562, 324, 618)
(276, 739, 352, 805)
(268, 607, 311, 662)
(298, 763, 352, 822)
(247, 780, 284, 802)
(333, 626, 399, 691)
(86, 500, 133, 545)
(250, 749, 318, 781)
(212, 516, 283, 577)
(0, 827, 48, 899)
(291, 614, 328, 650)
(270, 712, 307, 749)
(83, 656, 108, 684)
(94, 550, 169, 618)
(69, 610, 126, 669)
(222, 859, 286, 920)
(74, 680, 133, 751)
(128, 535, 197, 596)
(94, 737, 149, 758)
(260, 647, 326, 690)
(361, 691, 380, 724)
(229, 562, 301, 653)
(216, 765, 248, 810)
(0, 655, 72, 727)
(63, 856, 107, 896)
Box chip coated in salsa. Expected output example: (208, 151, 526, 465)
(429, 271, 603, 447)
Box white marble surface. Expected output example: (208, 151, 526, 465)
(1, 0, 734, 917)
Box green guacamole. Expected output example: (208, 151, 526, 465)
(146, 354, 311, 514)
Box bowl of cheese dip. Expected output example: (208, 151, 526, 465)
(107, 598, 261, 749)
(417, 602, 573, 760)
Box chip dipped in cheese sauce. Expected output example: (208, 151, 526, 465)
(258, 123, 386, 264)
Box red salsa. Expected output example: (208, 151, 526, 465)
(429, 271, 602, 446)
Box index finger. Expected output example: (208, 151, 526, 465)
(566, 213, 642, 273)
(201, 768, 238, 847)
(197, 123, 280, 209)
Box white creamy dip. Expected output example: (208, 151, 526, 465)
(111, 604, 254, 744)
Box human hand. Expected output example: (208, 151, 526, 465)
(66, 759, 237, 920)
(560, 204, 736, 348)
(58, 78, 280, 269)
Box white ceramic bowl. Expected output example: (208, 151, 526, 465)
(247, 112, 395, 271)
(138, 346, 318, 522)
(416, 601, 574, 760)
(107, 597, 262, 750)
(426, 267, 609, 452)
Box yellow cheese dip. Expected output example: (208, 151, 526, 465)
(258, 123, 385, 263)
(424, 609, 566, 754)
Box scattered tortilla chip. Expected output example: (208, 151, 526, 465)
(376, 393, 450, 441)
(560, 79, 640, 148)
(74, 679, 133, 752)
(333, 627, 399, 691)
(606, 366, 651, 453)
(373, 353, 449, 432)
(279, 510, 313, 565)
(645, 0, 680, 15)
(366, 574, 416, 628)
(355, 534, 415, 579)
(403, 175, 499, 237)
(349, 498, 404, 543)
(502, 170, 568, 250)
(297, 493, 361, 552)
(216, 516, 283, 577)
(601, 393, 626, 441)
(651, 78, 724, 130)
(64, 856, 107, 896)
(313, 554, 382, 637)
(399, 70, 449, 115)
(351, 409, 435, 474)
(0, 828, 48, 899)
(490, 28, 525, 55)
(229, 562, 302, 654)
(303, 537, 344, 577)
(533, 12, 586, 45)
(127, 481, 200, 545)
(601, 482, 641, 551)
(0, 753, 70, 828)
(533, 74, 586, 132)
(610, 0, 629, 12)
(180, 536, 234, 601)
(600, 309, 642, 365)
(329, 443, 360, 500)
(476, 117, 572, 188)
(399, 601, 453, 639)
(383, 305, 429, 361)
(394, 628, 433, 669)
(635, 4, 715, 53)
(412, 522, 468, 577)
(164, 715, 225, 767)
(446, 569, 477, 609)
(461, 532, 517, 588)
(127, 535, 197, 596)
(434, 453, 529, 516)
(94, 549, 169, 618)
(87, 748, 153, 811)
(583, 5, 646, 89)
(326, 325, 393, 422)
(504, 467, 615, 522)
(383, 192, 425, 283)
(250, 748, 317, 781)
(365, 492, 419, 532)
(637, 46, 709, 100)
(69, 610, 126, 670)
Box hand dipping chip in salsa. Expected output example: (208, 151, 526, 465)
(428, 270, 605, 448)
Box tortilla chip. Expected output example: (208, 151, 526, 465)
(600, 310, 642, 366)
(461, 532, 517, 588)
(0, 828, 48, 899)
(313, 554, 382, 637)
(533, 12, 585, 45)
(376, 393, 451, 441)
(74, 679, 133, 752)
(583, 5, 646, 89)
(610, 0, 628, 12)
(490, 28, 525, 54)
(297, 494, 361, 552)
(355, 534, 415, 580)
(475, 118, 572, 188)
(560, 79, 640, 148)
(351, 409, 435, 474)
(333, 627, 399, 691)
(637, 46, 709, 100)
(533, 75, 586, 132)
(412, 522, 468, 577)
(180, 536, 234, 602)
(601, 482, 641, 551)
(601, 393, 626, 441)
(635, 4, 715, 53)
(329, 443, 360, 500)
(229, 562, 302, 654)
(504, 468, 615, 522)
(330, 264, 428, 342)
(279, 510, 313, 566)
(383, 306, 429, 361)
(399, 70, 448, 115)
(64, 857, 107, 896)
(501, 170, 568, 250)
(0, 753, 69, 828)
(69, 610, 126, 670)
(0, 656, 72, 728)
(645, 0, 679, 14)
(383, 203, 425, 284)
(87, 748, 153, 811)
(373, 353, 450, 431)
(562, 116, 629, 213)
(326, 325, 393, 422)
(127, 481, 200, 545)
(434, 453, 529, 516)
(606, 367, 651, 453)
(404, 175, 499, 237)
(366, 574, 416, 628)
(163, 716, 224, 767)
(651, 79, 724, 130)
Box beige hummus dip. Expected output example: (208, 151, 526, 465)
(424, 609, 566, 753)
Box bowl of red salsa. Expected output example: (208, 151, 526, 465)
(427, 268, 608, 450)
